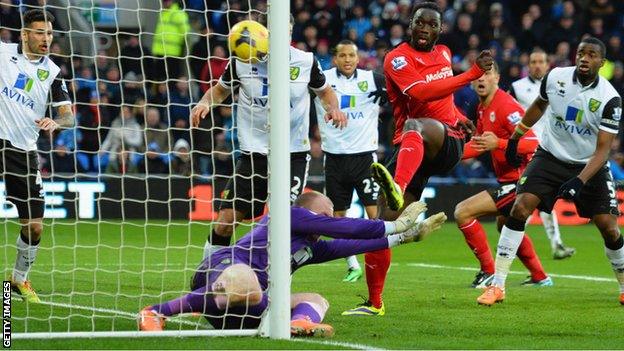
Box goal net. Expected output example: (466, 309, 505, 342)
(1, 0, 291, 340)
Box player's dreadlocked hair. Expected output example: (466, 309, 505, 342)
(580, 36, 606, 58)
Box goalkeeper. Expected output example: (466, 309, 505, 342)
(138, 192, 446, 337)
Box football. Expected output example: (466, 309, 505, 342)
(228, 20, 269, 62)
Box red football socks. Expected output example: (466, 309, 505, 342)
(459, 219, 494, 274)
(394, 131, 424, 192)
(364, 248, 391, 308)
(516, 234, 548, 282)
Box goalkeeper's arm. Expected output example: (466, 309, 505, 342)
(191, 83, 231, 127)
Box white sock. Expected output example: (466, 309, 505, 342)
(605, 244, 624, 293)
(203, 241, 225, 260)
(540, 211, 562, 251)
(346, 255, 360, 270)
(492, 225, 524, 288)
(13, 235, 39, 283)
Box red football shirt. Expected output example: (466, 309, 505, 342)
(474, 89, 537, 183)
(384, 42, 481, 145)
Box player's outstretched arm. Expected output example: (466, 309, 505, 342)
(303, 212, 447, 266)
(404, 50, 492, 102)
(316, 85, 347, 129)
(291, 202, 427, 240)
(191, 83, 231, 127)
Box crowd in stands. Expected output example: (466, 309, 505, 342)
(2, 0, 624, 180)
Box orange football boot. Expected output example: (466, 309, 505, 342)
(290, 318, 334, 338)
(477, 285, 505, 306)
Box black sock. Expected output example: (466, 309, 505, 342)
(20, 230, 40, 246)
(209, 228, 231, 246)
(606, 234, 624, 250)
(505, 216, 526, 232)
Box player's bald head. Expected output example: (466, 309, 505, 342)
(294, 191, 334, 216)
(212, 264, 263, 308)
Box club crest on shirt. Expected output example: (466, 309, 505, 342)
(588, 98, 601, 113)
(290, 66, 300, 80)
(391, 56, 407, 71)
(37, 69, 49, 81)
(489, 111, 495, 122)
(358, 81, 368, 92)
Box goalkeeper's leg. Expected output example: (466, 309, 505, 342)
(290, 293, 334, 338)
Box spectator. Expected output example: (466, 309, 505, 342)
(150, 0, 190, 81)
(171, 138, 192, 176)
(51, 128, 80, 174)
(199, 45, 228, 94)
(315, 40, 332, 71)
(120, 35, 146, 77)
(168, 76, 194, 142)
(516, 13, 538, 52)
(314, 11, 338, 46)
(388, 23, 404, 47)
(0, 0, 20, 42)
(0, 28, 11, 43)
(546, 15, 579, 52)
(344, 5, 372, 41)
(443, 13, 473, 56)
(100, 105, 143, 171)
(526, 4, 549, 40)
(122, 71, 145, 105)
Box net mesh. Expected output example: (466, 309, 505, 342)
(1, 0, 271, 336)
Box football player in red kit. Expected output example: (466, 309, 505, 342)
(343, 1, 493, 316)
(454, 62, 552, 289)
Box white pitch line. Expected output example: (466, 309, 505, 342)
(36, 300, 207, 328)
(407, 263, 616, 283)
(292, 338, 386, 350)
(22, 300, 384, 350)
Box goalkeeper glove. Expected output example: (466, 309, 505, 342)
(368, 89, 388, 105)
(388, 212, 447, 246)
(505, 138, 522, 168)
(392, 201, 427, 233)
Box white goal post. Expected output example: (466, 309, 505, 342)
(2, 0, 291, 340)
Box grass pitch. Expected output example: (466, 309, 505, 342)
(2, 220, 623, 349)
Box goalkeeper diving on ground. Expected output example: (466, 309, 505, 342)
(138, 191, 446, 337)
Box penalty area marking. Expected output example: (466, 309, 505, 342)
(407, 263, 616, 283)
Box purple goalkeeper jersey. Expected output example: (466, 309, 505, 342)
(198, 207, 389, 290)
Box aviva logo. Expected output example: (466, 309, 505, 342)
(564, 105, 583, 124)
(340, 95, 356, 109)
(14, 73, 34, 92)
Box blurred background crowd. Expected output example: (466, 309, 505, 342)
(2, 0, 624, 180)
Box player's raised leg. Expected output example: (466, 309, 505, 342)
(477, 193, 541, 305)
(593, 214, 624, 304)
(290, 293, 334, 338)
(454, 191, 498, 288)
(539, 210, 576, 259)
(372, 119, 447, 211)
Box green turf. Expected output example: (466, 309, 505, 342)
(2, 220, 623, 349)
